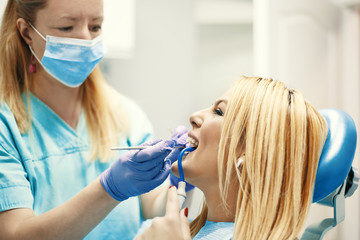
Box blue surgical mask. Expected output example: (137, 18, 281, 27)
(29, 24, 106, 88)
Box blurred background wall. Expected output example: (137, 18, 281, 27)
(1, 0, 359, 239)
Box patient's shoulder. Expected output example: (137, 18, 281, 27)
(193, 221, 234, 240)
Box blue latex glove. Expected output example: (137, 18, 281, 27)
(168, 126, 195, 192)
(100, 139, 174, 201)
(171, 125, 189, 147)
(170, 173, 195, 192)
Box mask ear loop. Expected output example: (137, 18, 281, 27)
(27, 22, 46, 69)
(28, 22, 47, 41)
(28, 46, 42, 65)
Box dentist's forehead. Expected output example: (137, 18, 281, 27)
(37, 0, 103, 21)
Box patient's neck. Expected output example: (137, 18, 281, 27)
(201, 182, 238, 222)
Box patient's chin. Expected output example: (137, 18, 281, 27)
(171, 164, 180, 177)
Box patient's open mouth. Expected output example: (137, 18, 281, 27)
(187, 136, 199, 148)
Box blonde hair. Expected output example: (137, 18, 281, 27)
(190, 76, 327, 239)
(0, 0, 127, 162)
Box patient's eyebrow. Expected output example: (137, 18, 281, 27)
(214, 99, 228, 106)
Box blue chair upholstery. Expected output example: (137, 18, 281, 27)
(301, 109, 359, 240)
(313, 109, 357, 203)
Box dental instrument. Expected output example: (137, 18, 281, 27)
(111, 146, 185, 150)
(177, 147, 196, 209)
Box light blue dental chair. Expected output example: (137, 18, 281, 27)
(301, 109, 359, 240)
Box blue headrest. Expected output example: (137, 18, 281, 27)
(312, 109, 357, 203)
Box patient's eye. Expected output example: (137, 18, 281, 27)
(214, 108, 224, 116)
(213, 99, 227, 116)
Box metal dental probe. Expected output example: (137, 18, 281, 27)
(110, 146, 185, 151)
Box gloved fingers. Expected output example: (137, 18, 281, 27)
(171, 125, 188, 139)
(128, 164, 170, 197)
(184, 181, 195, 192)
(138, 151, 170, 169)
(157, 158, 171, 177)
(169, 173, 195, 192)
(135, 158, 170, 181)
(137, 159, 171, 188)
(133, 140, 174, 163)
(169, 171, 181, 186)
(165, 147, 182, 164)
(175, 131, 189, 146)
(128, 154, 168, 172)
(171, 126, 189, 148)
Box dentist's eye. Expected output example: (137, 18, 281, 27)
(59, 26, 73, 32)
(90, 25, 102, 32)
(214, 108, 224, 116)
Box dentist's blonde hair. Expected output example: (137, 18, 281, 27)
(0, 0, 127, 162)
(190, 76, 327, 239)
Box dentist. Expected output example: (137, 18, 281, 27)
(0, 0, 181, 239)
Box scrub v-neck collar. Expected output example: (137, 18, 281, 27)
(22, 92, 86, 147)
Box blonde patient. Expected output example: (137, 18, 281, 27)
(136, 76, 328, 240)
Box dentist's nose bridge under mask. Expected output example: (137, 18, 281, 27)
(28, 23, 106, 88)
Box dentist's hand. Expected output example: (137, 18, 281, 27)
(169, 173, 195, 192)
(171, 125, 189, 148)
(135, 186, 191, 240)
(100, 140, 173, 201)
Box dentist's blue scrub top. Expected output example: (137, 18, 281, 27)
(0, 92, 154, 240)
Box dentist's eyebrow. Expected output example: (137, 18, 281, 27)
(58, 15, 103, 22)
(58, 15, 79, 21)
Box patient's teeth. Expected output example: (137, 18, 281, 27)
(186, 137, 199, 148)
